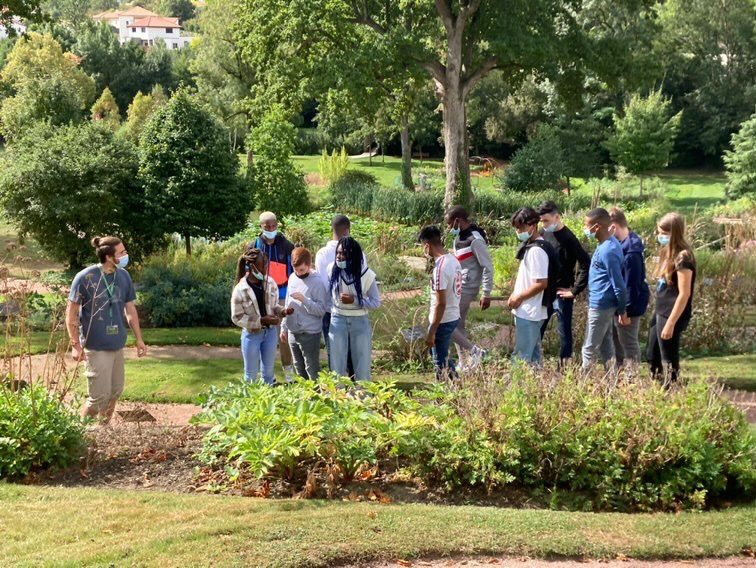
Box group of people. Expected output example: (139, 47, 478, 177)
(65, 203, 696, 423)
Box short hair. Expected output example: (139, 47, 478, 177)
(291, 247, 311, 266)
(259, 211, 277, 224)
(331, 214, 351, 237)
(510, 207, 540, 228)
(418, 225, 443, 245)
(586, 207, 611, 226)
(91, 236, 122, 263)
(537, 200, 560, 216)
(445, 205, 469, 223)
(609, 207, 628, 228)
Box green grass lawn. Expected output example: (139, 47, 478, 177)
(1, 484, 753, 567)
(686, 353, 756, 391)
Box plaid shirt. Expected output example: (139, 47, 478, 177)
(231, 276, 281, 332)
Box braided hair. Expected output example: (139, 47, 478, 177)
(235, 246, 267, 286)
(329, 236, 365, 306)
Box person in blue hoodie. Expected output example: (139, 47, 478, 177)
(581, 208, 628, 370)
(609, 208, 650, 367)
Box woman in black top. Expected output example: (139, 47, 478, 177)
(648, 212, 696, 383)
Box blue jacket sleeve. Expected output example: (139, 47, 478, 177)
(608, 251, 628, 314)
(623, 253, 642, 311)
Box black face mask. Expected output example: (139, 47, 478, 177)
(299, 272, 310, 279)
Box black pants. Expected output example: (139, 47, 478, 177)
(647, 314, 688, 383)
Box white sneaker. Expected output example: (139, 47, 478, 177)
(283, 365, 296, 383)
(468, 345, 487, 369)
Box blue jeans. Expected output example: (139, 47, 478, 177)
(540, 297, 574, 360)
(513, 316, 544, 364)
(430, 319, 459, 379)
(241, 327, 278, 385)
(328, 313, 372, 381)
(581, 307, 616, 370)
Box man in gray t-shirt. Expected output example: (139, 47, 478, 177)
(66, 236, 147, 423)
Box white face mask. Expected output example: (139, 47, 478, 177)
(336, 260, 347, 270)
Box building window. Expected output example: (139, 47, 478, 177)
(166, 28, 173, 33)
(141, 27, 146, 32)
(132, 27, 136, 32)
(172, 42, 178, 49)
(149, 39, 153, 46)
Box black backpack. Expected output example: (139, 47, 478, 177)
(516, 239, 560, 308)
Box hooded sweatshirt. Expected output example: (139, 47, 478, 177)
(619, 230, 650, 318)
(452, 224, 493, 297)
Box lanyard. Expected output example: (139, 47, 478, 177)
(99, 268, 117, 319)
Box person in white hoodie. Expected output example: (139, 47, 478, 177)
(280, 247, 330, 380)
(231, 246, 288, 385)
(327, 237, 380, 381)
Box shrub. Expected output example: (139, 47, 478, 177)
(0, 385, 85, 479)
(318, 147, 349, 184)
(724, 111, 756, 199)
(500, 125, 566, 192)
(195, 367, 755, 510)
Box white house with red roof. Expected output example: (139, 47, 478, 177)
(92, 5, 192, 50)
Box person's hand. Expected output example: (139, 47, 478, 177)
(285, 307, 295, 316)
(425, 329, 436, 348)
(507, 293, 522, 309)
(280, 332, 287, 343)
(340, 293, 355, 304)
(480, 296, 491, 310)
(291, 292, 306, 302)
(618, 313, 630, 327)
(261, 315, 280, 326)
(557, 288, 574, 299)
(136, 339, 147, 357)
(661, 322, 674, 340)
(71, 343, 85, 362)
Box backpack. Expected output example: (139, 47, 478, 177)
(516, 239, 559, 308)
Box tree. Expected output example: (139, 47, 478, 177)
(501, 125, 565, 193)
(0, 33, 95, 140)
(90, 86, 120, 128)
(247, 107, 309, 217)
(606, 89, 682, 195)
(120, 85, 167, 142)
(2, 0, 44, 29)
(139, 89, 249, 255)
(724, 112, 756, 199)
(158, 0, 196, 23)
(234, 0, 657, 209)
(0, 122, 164, 268)
(42, 0, 92, 27)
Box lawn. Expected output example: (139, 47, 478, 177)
(1, 484, 753, 567)
(686, 353, 756, 392)
(0, 217, 62, 278)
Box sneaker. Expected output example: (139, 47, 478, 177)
(467, 345, 488, 369)
(283, 365, 296, 383)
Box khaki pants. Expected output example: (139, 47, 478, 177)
(84, 349, 125, 414)
(277, 299, 293, 367)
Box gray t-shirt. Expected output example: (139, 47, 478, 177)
(68, 265, 136, 351)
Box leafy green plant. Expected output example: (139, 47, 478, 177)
(500, 125, 566, 192)
(0, 385, 85, 479)
(724, 111, 756, 199)
(318, 146, 350, 184)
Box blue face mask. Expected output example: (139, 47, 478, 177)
(449, 227, 460, 237)
(516, 231, 531, 242)
(262, 229, 278, 240)
(543, 223, 558, 233)
(117, 254, 129, 269)
(584, 227, 597, 240)
(657, 234, 670, 246)
(249, 268, 264, 280)
(336, 260, 347, 270)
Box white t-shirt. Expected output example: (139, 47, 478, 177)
(430, 254, 462, 324)
(512, 239, 549, 321)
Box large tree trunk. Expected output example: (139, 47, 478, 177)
(441, 85, 471, 209)
(400, 115, 413, 190)
(185, 232, 192, 256)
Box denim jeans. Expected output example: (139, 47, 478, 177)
(431, 319, 459, 380)
(612, 315, 642, 366)
(241, 327, 279, 385)
(581, 308, 616, 370)
(328, 313, 372, 381)
(513, 316, 544, 364)
(540, 297, 574, 360)
(288, 331, 321, 380)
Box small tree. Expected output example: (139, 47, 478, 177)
(247, 107, 309, 217)
(139, 89, 250, 255)
(91, 86, 120, 129)
(501, 126, 565, 193)
(724, 112, 756, 199)
(120, 85, 167, 142)
(0, 121, 164, 268)
(606, 89, 682, 196)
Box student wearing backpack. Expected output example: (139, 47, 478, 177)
(508, 207, 558, 364)
(609, 208, 650, 366)
(536, 201, 591, 365)
(581, 208, 628, 370)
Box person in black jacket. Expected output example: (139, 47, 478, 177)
(536, 201, 591, 365)
(609, 208, 650, 367)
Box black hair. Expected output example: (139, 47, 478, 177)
(329, 236, 365, 305)
(510, 207, 540, 228)
(235, 246, 267, 286)
(445, 205, 469, 224)
(417, 225, 443, 246)
(586, 207, 611, 226)
(331, 214, 351, 238)
(536, 200, 560, 216)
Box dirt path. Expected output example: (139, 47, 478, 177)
(364, 557, 755, 568)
